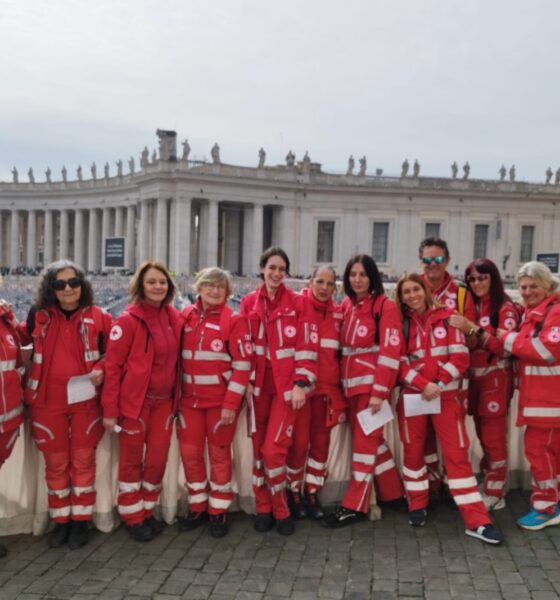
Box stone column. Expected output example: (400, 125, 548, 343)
(74, 210, 85, 267)
(279, 205, 295, 263)
(27, 210, 37, 268)
(59, 210, 70, 260)
(114, 206, 124, 237)
(101, 207, 111, 268)
(205, 199, 219, 267)
(44, 210, 54, 266)
(172, 197, 191, 274)
(88, 209, 99, 272)
(125, 205, 135, 270)
(154, 198, 168, 264)
(10, 210, 19, 270)
(252, 203, 264, 274)
(138, 200, 151, 264)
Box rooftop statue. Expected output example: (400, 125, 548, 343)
(129, 156, 135, 175)
(91, 162, 97, 180)
(555, 168, 560, 186)
(28, 168, 35, 184)
(61, 165, 67, 183)
(545, 167, 553, 184)
(302, 151, 311, 173)
(211, 143, 221, 164)
(141, 146, 150, 168)
(412, 159, 420, 177)
(77, 165, 83, 181)
(258, 147, 266, 168)
(347, 155, 355, 176)
(451, 161, 458, 179)
(182, 139, 191, 161)
(151, 150, 157, 163)
(498, 165, 506, 181)
(286, 150, 295, 168)
(509, 165, 516, 182)
(11, 167, 18, 184)
(401, 158, 409, 177)
(45, 167, 52, 184)
(156, 129, 177, 161)
(116, 160, 123, 177)
(104, 162, 110, 179)
(358, 156, 367, 176)
(462, 161, 470, 180)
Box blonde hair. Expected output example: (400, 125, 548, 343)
(517, 261, 560, 293)
(194, 267, 232, 298)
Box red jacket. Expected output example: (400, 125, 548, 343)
(340, 294, 402, 400)
(0, 305, 23, 434)
(422, 272, 476, 319)
(503, 294, 560, 427)
(300, 288, 346, 425)
(101, 302, 183, 420)
(469, 296, 520, 379)
(25, 305, 112, 408)
(181, 300, 252, 411)
(399, 306, 469, 395)
(240, 284, 319, 403)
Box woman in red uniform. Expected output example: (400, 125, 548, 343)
(498, 261, 560, 530)
(240, 247, 319, 536)
(449, 258, 520, 511)
(25, 260, 111, 549)
(102, 261, 183, 542)
(285, 266, 346, 520)
(177, 267, 251, 538)
(324, 254, 404, 527)
(395, 273, 502, 544)
(0, 290, 24, 558)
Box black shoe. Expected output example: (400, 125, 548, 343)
(465, 523, 503, 545)
(126, 522, 154, 542)
(0, 544, 7, 558)
(323, 506, 366, 528)
(305, 492, 325, 520)
(209, 513, 228, 538)
(68, 521, 89, 549)
(287, 489, 307, 519)
(408, 509, 427, 527)
(177, 511, 208, 532)
(276, 517, 295, 536)
(378, 496, 408, 512)
(145, 516, 166, 535)
(253, 512, 274, 533)
(48, 522, 70, 548)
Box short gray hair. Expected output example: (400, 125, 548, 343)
(517, 261, 560, 293)
(194, 267, 232, 297)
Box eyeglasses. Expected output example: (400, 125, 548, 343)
(51, 277, 82, 291)
(467, 274, 489, 284)
(201, 282, 226, 291)
(421, 256, 446, 265)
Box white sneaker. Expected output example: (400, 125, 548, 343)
(482, 493, 506, 511)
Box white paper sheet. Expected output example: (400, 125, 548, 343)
(357, 400, 394, 435)
(67, 374, 96, 404)
(403, 393, 441, 417)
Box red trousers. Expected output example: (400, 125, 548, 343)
(424, 423, 441, 494)
(469, 374, 509, 499)
(117, 397, 174, 525)
(252, 368, 303, 519)
(340, 394, 403, 513)
(177, 405, 237, 515)
(30, 397, 103, 523)
(397, 394, 490, 529)
(286, 394, 332, 494)
(524, 426, 560, 514)
(0, 427, 19, 468)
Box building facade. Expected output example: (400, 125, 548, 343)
(1, 130, 559, 278)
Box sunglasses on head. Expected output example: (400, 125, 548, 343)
(51, 277, 82, 291)
(421, 256, 446, 265)
(467, 274, 489, 284)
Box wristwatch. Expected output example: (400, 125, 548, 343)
(434, 380, 445, 390)
(476, 327, 485, 336)
(295, 380, 307, 388)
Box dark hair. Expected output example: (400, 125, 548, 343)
(34, 260, 94, 310)
(343, 254, 384, 300)
(129, 260, 176, 305)
(259, 247, 290, 279)
(394, 272, 435, 316)
(418, 236, 450, 260)
(465, 258, 508, 328)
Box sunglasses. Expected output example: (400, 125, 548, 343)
(51, 277, 82, 291)
(421, 256, 446, 265)
(467, 274, 489, 284)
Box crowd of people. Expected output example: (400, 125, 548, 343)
(1, 236, 560, 557)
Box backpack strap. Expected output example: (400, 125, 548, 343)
(402, 314, 410, 348)
(372, 295, 388, 346)
(533, 299, 559, 338)
(456, 283, 467, 316)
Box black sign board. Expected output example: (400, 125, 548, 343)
(105, 237, 125, 268)
(537, 253, 559, 273)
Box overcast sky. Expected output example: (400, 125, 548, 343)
(1, 0, 559, 183)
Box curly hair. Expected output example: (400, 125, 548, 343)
(129, 260, 176, 305)
(34, 260, 94, 310)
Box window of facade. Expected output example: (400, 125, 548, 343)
(372, 222, 389, 263)
(520, 225, 534, 263)
(316, 220, 335, 263)
(473, 224, 489, 259)
(425, 222, 441, 238)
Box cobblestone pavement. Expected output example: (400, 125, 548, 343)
(1, 490, 559, 600)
